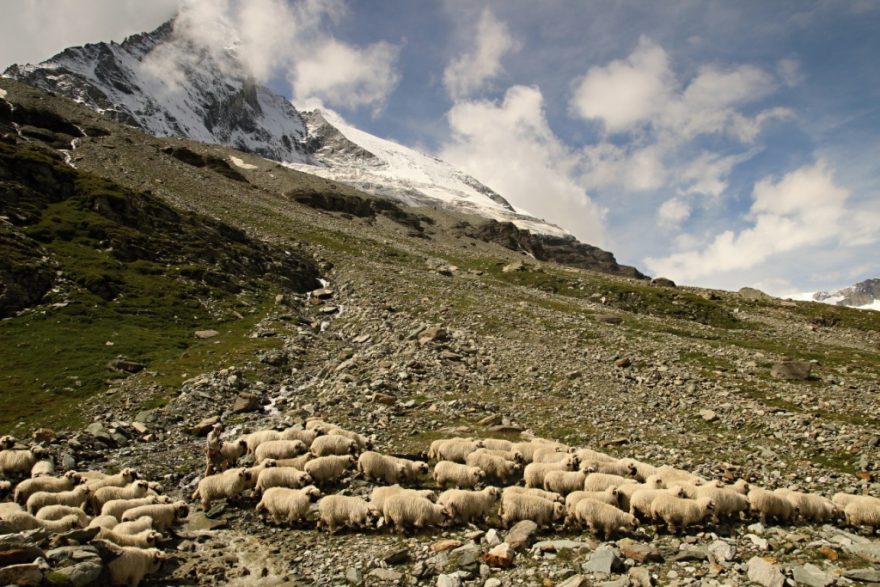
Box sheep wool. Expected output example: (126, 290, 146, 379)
(327, 428, 372, 450)
(121, 502, 188, 532)
(106, 546, 163, 587)
(543, 470, 588, 496)
(0, 449, 37, 477)
(429, 439, 484, 463)
(255, 440, 308, 463)
(34, 504, 88, 526)
(1, 511, 43, 531)
(843, 499, 880, 528)
(370, 485, 436, 510)
(433, 461, 485, 489)
(774, 489, 836, 523)
(747, 487, 796, 525)
(219, 439, 248, 468)
(523, 460, 577, 488)
(480, 438, 513, 451)
(93, 481, 150, 509)
(574, 498, 638, 539)
(113, 516, 155, 535)
(617, 458, 659, 481)
(304, 455, 355, 485)
(465, 450, 522, 484)
(257, 486, 321, 525)
(310, 434, 358, 457)
(256, 467, 313, 493)
(84, 468, 138, 491)
(26, 485, 90, 514)
(583, 472, 636, 493)
(39, 514, 84, 532)
(14, 474, 79, 504)
(244, 429, 282, 454)
(317, 495, 379, 532)
(88, 515, 120, 530)
(193, 468, 252, 509)
(390, 456, 430, 483)
(437, 487, 501, 524)
(30, 459, 55, 478)
(98, 527, 162, 548)
(499, 493, 565, 528)
(617, 479, 665, 511)
(102, 496, 163, 520)
(564, 488, 620, 517)
(629, 488, 685, 519)
(275, 454, 314, 470)
(650, 495, 715, 533)
(502, 486, 564, 503)
(382, 494, 449, 531)
(357, 451, 408, 484)
(278, 427, 320, 445)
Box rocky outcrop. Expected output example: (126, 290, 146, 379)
(461, 220, 646, 279)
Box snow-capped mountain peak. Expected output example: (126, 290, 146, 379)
(790, 278, 880, 311)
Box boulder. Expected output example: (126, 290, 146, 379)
(771, 358, 812, 380)
(504, 520, 537, 551)
(747, 556, 785, 587)
(583, 545, 622, 575)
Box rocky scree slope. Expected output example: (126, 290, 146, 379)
(3, 20, 643, 279)
(0, 79, 879, 586)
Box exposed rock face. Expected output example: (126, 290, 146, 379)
(814, 278, 880, 308)
(461, 220, 646, 279)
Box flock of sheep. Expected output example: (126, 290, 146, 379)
(0, 435, 186, 586)
(192, 419, 880, 539)
(2, 420, 879, 585)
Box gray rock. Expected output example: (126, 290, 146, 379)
(0, 535, 43, 566)
(617, 538, 661, 563)
(504, 520, 538, 551)
(771, 358, 812, 380)
(708, 540, 737, 563)
(483, 579, 502, 587)
(745, 533, 769, 550)
(60, 453, 77, 470)
(699, 409, 718, 422)
(747, 556, 785, 587)
(0, 562, 43, 586)
(483, 528, 501, 547)
(345, 567, 364, 586)
(368, 568, 403, 582)
(791, 563, 834, 587)
(450, 543, 480, 571)
(194, 329, 220, 339)
(844, 568, 880, 583)
(628, 567, 653, 587)
(669, 546, 708, 562)
(49, 561, 103, 587)
(532, 540, 589, 553)
(597, 580, 629, 587)
(583, 545, 621, 575)
(845, 542, 880, 564)
(382, 547, 410, 565)
(436, 573, 462, 587)
(557, 575, 589, 587)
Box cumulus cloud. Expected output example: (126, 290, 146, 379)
(443, 9, 519, 100)
(569, 38, 792, 198)
(657, 198, 691, 230)
(149, 0, 400, 113)
(440, 85, 606, 244)
(644, 161, 852, 281)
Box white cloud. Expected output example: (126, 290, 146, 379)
(0, 0, 178, 68)
(443, 9, 518, 100)
(678, 151, 755, 198)
(581, 143, 667, 192)
(657, 198, 691, 230)
(777, 58, 804, 87)
(292, 40, 400, 113)
(570, 37, 672, 133)
(440, 85, 606, 244)
(644, 161, 852, 281)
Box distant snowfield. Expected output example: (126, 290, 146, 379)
(787, 291, 880, 312)
(229, 156, 258, 170)
(286, 110, 571, 238)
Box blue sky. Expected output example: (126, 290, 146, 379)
(2, 0, 879, 295)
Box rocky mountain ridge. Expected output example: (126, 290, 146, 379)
(809, 279, 880, 311)
(2, 18, 635, 279)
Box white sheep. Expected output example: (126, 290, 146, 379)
(531, 447, 573, 464)
(523, 458, 577, 488)
(428, 438, 484, 463)
(437, 487, 501, 524)
(243, 429, 282, 454)
(317, 495, 379, 533)
(502, 486, 564, 503)
(278, 427, 320, 444)
(30, 459, 55, 478)
(842, 499, 880, 528)
(1, 511, 43, 531)
(543, 470, 588, 495)
(617, 478, 665, 511)
(650, 495, 715, 533)
(582, 460, 637, 478)
(255, 467, 313, 493)
(34, 504, 89, 526)
(88, 515, 120, 530)
(305, 419, 337, 434)
(832, 493, 880, 509)
(747, 487, 797, 525)
(773, 489, 835, 523)
(327, 428, 372, 451)
(102, 496, 165, 520)
(0, 449, 37, 477)
(433, 461, 485, 489)
(465, 450, 522, 484)
(93, 481, 150, 510)
(310, 434, 358, 457)
(564, 487, 620, 517)
(583, 472, 637, 493)
(275, 453, 314, 470)
(618, 458, 659, 481)
(650, 466, 705, 487)
(510, 442, 550, 463)
(0, 480, 10, 498)
(382, 494, 450, 532)
(98, 527, 162, 548)
(0, 501, 23, 516)
(478, 448, 524, 463)
(573, 448, 615, 464)
(480, 438, 513, 451)
(27, 485, 90, 513)
(692, 484, 749, 522)
(391, 456, 430, 483)
(121, 502, 188, 531)
(357, 451, 407, 484)
(574, 498, 638, 539)
(39, 513, 84, 532)
(241, 461, 277, 491)
(0, 435, 16, 449)
(14, 471, 80, 504)
(113, 516, 155, 535)
(370, 485, 436, 511)
(256, 486, 321, 525)
(192, 468, 253, 509)
(105, 546, 163, 587)
(254, 439, 308, 463)
(499, 493, 565, 528)
(83, 468, 139, 491)
(219, 439, 248, 469)
(304, 455, 356, 485)
(628, 487, 686, 519)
